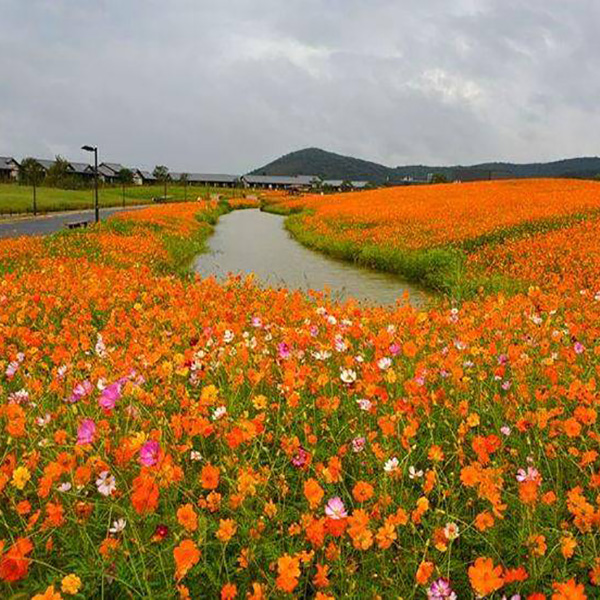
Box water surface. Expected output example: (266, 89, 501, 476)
(194, 209, 428, 306)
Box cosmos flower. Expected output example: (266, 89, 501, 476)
(96, 471, 116, 497)
(325, 497, 347, 520)
(139, 440, 160, 467)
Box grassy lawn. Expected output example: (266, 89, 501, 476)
(0, 183, 244, 216)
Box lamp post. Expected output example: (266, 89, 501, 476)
(81, 145, 99, 223)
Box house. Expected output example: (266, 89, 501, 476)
(351, 181, 369, 190)
(68, 161, 94, 179)
(132, 169, 157, 185)
(98, 162, 126, 183)
(321, 179, 370, 191)
(187, 173, 240, 187)
(31, 158, 56, 172)
(0, 156, 20, 181)
(242, 174, 318, 190)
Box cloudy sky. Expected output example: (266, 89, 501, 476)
(0, 0, 598, 172)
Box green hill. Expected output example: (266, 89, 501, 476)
(251, 148, 600, 184)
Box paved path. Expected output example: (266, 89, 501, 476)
(0, 205, 150, 239)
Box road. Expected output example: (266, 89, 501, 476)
(0, 205, 150, 239)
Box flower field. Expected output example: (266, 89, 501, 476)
(2, 184, 600, 599)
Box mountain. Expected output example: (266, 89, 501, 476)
(250, 148, 600, 184)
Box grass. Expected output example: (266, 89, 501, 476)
(0, 183, 244, 216)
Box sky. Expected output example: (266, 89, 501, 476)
(0, 0, 598, 173)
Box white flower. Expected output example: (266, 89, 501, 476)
(313, 350, 331, 361)
(334, 336, 347, 352)
(57, 482, 72, 492)
(95, 334, 107, 358)
(96, 471, 116, 497)
(340, 368, 357, 384)
(36, 413, 52, 427)
(409, 466, 423, 479)
(384, 457, 399, 473)
(356, 398, 372, 411)
(377, 357, 392, 371)
(327, 315, 337, 325)
(190, 450, 203, 461)
(223, 330, 234, 343)
(109, 518, 127, 534)
(444, 522, 459, 541)
(212, 406, 227, 421)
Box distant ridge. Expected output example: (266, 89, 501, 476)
(251, 148, 600, 184)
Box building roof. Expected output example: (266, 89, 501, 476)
(135, 170, 157, 181)
(32, 158, 55, 170)
(243, 174, 318, 186)
(351, 181, 369, 188)
(187, 173, 240, 183)
(0, 156, 19, 170)
(322, 180, 344, 187)
(99, 162, 125, 175)
(69, 161, 93, 175)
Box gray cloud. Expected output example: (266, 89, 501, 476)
(0, 0, 598, 172)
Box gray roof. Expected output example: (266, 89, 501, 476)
(243, 174, 318, 186)
(0, 156, 19, 170)
(32, 158, 55, 170)
(351, 181, 369, 188)
(135, 170, 157, 181)
(322, 179, 344, 187)
(99, 162, 125, 175)
(187, 173, 239, 183)
(69, 161, 93, 175)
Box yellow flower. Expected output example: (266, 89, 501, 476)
(252, 395, 267, 410)
(61, 573, 82, 595)
(12, 466, 30, 490)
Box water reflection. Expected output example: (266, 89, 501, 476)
(194, 209, 429, 306)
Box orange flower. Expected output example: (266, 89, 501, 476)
(201, 463, 220, 490)
(177, 503, 198, 532)
(173, 539, 201, 580)
(303, 478, 324, 509)
(0, 537, 33, 582)
(31, 585, 63, 600)
(352, 481, 374, 503)
(415, 560, 434, 585)
(474, 511, 495, 532)
(276, 554, 301, 593)
(220, 583, 237, 599)
(216, 518, 237, 542)
(131, 472, 160, 515)
(468, 557, 504, 597)
(552, 578, 587, 599)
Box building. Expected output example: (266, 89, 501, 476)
(68, 161, 94, 179)
(132, 169, 157, 185)
(98, 162, 126, 184)
(242, 174, 318, 190)
(321, 179, 370, 191)
(0, 156, 20, 181)
(31, 158, 56, 172)
(187, 173, 240, 187)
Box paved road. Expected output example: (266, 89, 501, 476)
(0, 205, 150, 239)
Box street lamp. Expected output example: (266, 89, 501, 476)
(81, 145, 99, 223)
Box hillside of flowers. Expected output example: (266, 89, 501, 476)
(1, 187, 600, 599)
(271, 179, 600, 296)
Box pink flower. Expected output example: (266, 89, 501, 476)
(68, 380, 93, 403)
(76, 418, 96, 445)
(352, 437, 366, 453)
(139, 440, 160, 467)
(291, 446, 309, 468)
(516, 466, 539, 483)
(99, 382, 122, 410)
(325, 496, 347, 520)
(574, 341, 585, 354)
(278, 342, 291, 359)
